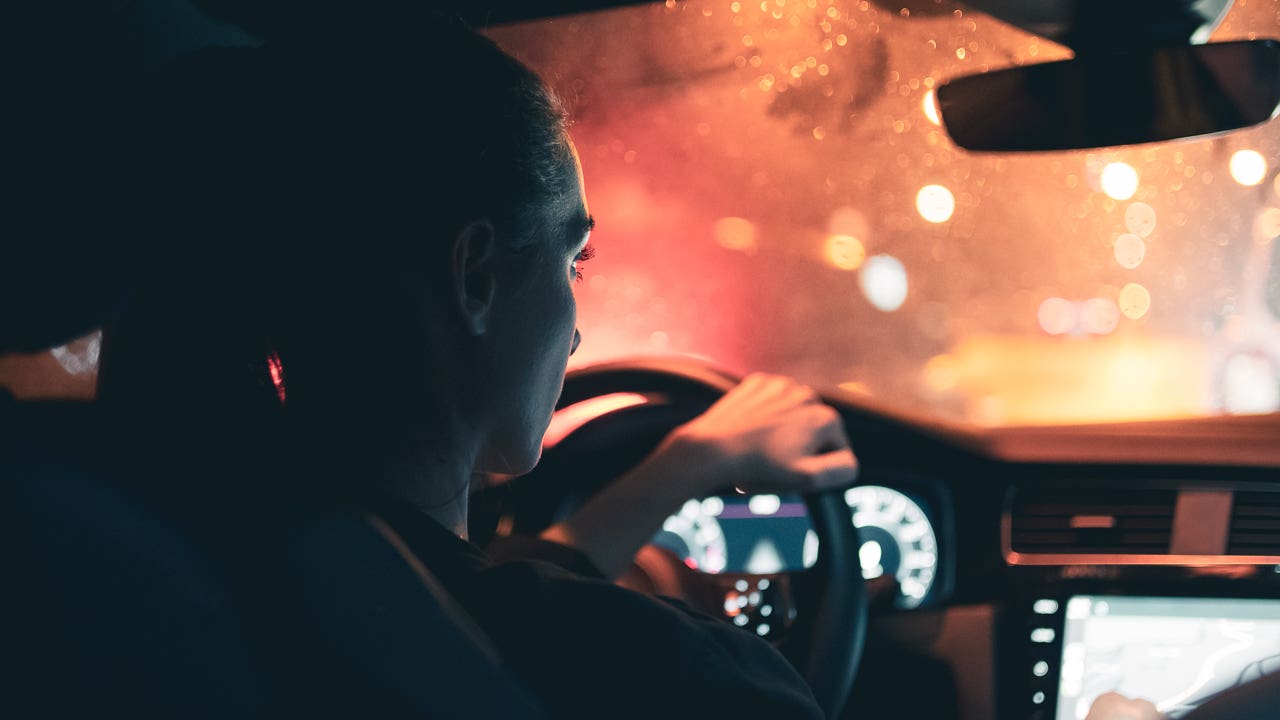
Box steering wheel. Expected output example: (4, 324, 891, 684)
(539, 359, 868, 718)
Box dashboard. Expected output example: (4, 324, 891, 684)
(472, 386, 1280, 720)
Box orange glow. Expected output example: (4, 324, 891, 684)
(1100, 162, 1139, 201)
(543, 393, 651, 448)
(1230, 149, 1267, 186)
(826, 206, 869, 239)
(946, 334, 1206, 425)
(915, 184, 955, 224)
(823, 234, 865, 270)
(713, 216, 759, 254)
(1118, 283, 1151, 320)
(922, 354, 959, 392)
(838, 381, 871, 395)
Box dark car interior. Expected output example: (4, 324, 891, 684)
(5, 1, 1280, 719)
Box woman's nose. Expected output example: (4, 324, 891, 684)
(571, 328, 582, 356)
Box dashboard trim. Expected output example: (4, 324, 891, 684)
(1001, 508, 1280, 566)
(1003, 483, 1280, 567)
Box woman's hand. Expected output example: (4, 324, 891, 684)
(659, 373, 859, 495)
(1085, 693, 1164, 720)
(539, 373, 858, 579)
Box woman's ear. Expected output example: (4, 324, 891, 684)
(450, 220, 499, 336)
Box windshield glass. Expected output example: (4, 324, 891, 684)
(487, 0, 1280, 427)
(3, 1, 1278, 429)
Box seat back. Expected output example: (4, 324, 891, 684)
(2, 399, 542, 718)
(3, 400, 265, 718)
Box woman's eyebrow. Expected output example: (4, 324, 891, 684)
(570, 214, 596, 247)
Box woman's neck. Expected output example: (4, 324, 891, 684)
(380, 439, 475, 540)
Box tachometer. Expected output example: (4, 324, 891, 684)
(651, 498, 729, 573)
(843, 485, 938, 608)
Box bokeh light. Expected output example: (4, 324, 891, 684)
(922, 90, 941, 126)
(824, 234, 866, 271)
(1037, 298, 1076, 336)
(1113, 233, 1146, 269)
(859, 255, 909, 312)
(1256, 207, 1280, 240)
(838, 381, 871, 395)
(701, 497, 725, 516)
(748, 494, 781, 515)
(1100, 162, 1139, 201)
(1123, 202, 1156, 238)
(915, 184, 955, 224)
(713, 216, 758, 254)
(1118, 283, 1151, 320)
(1229, 149, 1267, 187)
(1080, 298, 1120, 335)
(922, 354, 959, 392)
(1221, 352, 1280, 414)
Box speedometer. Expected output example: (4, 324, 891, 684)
(844, 485, 938, 609)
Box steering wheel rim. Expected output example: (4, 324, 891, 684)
(553, 358, 868, 718)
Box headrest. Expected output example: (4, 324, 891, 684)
(0, 1, 256, 354)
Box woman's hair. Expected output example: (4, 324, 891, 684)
(97, 12, 575, 495)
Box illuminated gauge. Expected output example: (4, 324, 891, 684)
(844, 485, 938, 609)
(652, 498, 728, 573)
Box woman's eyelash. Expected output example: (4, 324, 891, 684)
(574, 243, 596, 282)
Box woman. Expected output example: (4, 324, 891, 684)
(98, 10, 858, 718)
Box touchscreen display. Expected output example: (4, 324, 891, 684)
(1056, 595, 1280, 720)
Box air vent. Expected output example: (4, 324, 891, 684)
(1009, 488, 1176, 555)
(1229, 492, 1280, 555)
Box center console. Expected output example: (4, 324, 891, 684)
(1001, 569, 1280, 720)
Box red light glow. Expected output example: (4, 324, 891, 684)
(266, 351, 286, 405)
(543, 393, 652, 448)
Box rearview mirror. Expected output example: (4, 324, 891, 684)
(937, 40, 1280, 152)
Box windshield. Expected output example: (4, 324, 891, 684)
(484, 0, 1280, 427)
(3, 1, 1279, 429)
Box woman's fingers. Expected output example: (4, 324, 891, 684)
(791, 448, 860, 492)
(803, 403, 851, 454)
(1084, 693, 1163, 720)
(670, 373, 860, 495)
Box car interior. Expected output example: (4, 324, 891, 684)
(4, 1, 1280, 718)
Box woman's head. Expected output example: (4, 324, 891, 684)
(99, 14, 592, 494)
